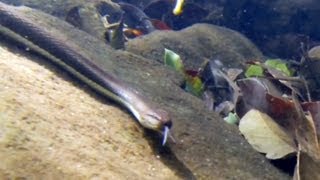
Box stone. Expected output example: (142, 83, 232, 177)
(127, 23, 263, 70)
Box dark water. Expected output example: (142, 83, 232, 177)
(2, 0, 320, 60)
(118, 0, 320, 60)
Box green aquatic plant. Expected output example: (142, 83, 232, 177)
(245, 64, 264, 78)
(164, 48, 204, 97)
(245, 58, 294, 78)
(164, 48, 184, 73)
(265, 59, 293, 76)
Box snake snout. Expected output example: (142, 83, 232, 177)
(163, 120, 172, 129)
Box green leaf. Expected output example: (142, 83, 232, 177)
(265, 59, 293, 76)
(185, 75, 204, 97)
(164, 48, 184, 73)
(223, 112, 239, 124)
(245, 65, 264, 77)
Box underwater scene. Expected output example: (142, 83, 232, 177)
(0, 0, 320, 179)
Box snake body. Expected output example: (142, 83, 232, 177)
(0, 2, 172, 143)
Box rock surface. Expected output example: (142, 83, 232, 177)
(0, 3, 291, 179)
(127, 23, 264, 70)
(0, 45, 181, 179)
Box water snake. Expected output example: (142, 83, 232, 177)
(0, 1, 172, 144)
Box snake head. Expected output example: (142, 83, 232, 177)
(141, 109, 172, 145)
(142, 109, 172, 130)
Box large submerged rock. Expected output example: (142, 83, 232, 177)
(0, 2, 290, 179)
(0, 45, 181, 179)
(127, 23, 263, 70)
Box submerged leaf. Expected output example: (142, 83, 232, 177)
(215, 101, 235, 116)
(245, 65, 264, 77)
(123, 28, 144, 38)
(302, 101, 320, 138)
(300, 54, 320, 100)
(239, 109, 296, 159)
(266, 93, 297, 132)
(265, 59, 293, 76)
(266, 93, 320, 160)
(185, 75, 204, 97)
(226, 68, 243, 81)
(294, 145, 320, 180)
(224, 112, 239, 125)
(163, 49, 204, 97)
(202, 60, 240, 108)
(236, 78, 283, 117)
(150, 19, 171, 30)
(292, 94, 320, 161)
(164, 48, 184, 73)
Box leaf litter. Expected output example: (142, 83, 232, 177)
(162, 48, 320, 179)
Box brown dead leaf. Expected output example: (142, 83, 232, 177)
(266, 94, 320, 160)
(266, 93, 296, 136)
(302, 101, 320, 139)
(292, 95, 320, 161)
(236, 78, 283, 117)
(294, 145, 320, 180)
